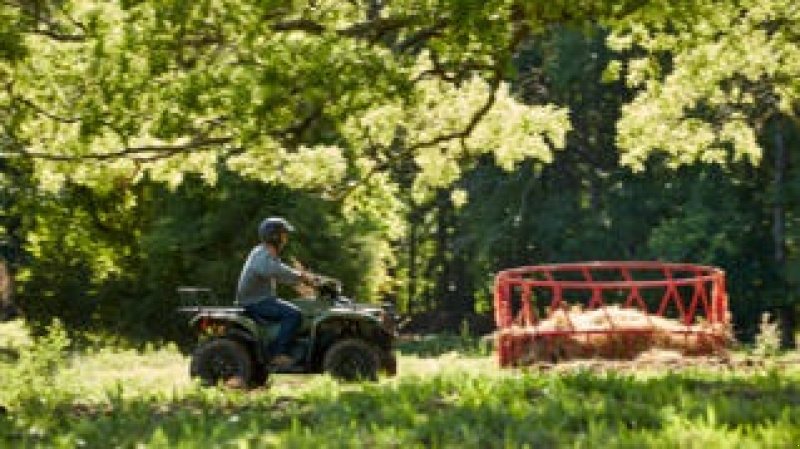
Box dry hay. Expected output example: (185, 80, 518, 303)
(498, 306, 732, 365)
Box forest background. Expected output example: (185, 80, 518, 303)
(0, 0, 799, 347)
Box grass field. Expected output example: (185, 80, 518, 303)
(2, 319, 800, 448)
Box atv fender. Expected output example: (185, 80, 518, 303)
(310, 313, 389, 340)
(309, 314, 394, 368)
(189, 313, 261, 337)
(188, 313, 266, 362)
(224, 327, 267, 364)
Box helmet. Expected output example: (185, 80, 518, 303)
(258, 217, 295, 248)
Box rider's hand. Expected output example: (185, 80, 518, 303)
(299, 270, 316, 285)
(296, 271, 319, 298)
(295, 282, 316, 298)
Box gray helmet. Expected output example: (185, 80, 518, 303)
(258, 217, 294, 248)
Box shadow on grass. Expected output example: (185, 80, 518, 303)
(396, 334, 493, 358)
(0, 346, 18, 363)
(4, 369, 799, 448)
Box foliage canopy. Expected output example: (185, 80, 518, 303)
(1, 1, 799, 339)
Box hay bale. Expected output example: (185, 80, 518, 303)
(499, 306, 731, 364)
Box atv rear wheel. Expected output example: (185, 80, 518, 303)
(190, 338, 254, 388)
(251, 363, 269, 387)
(322, 338, 380, 382)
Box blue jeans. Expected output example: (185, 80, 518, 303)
(244, 297, 301, 357)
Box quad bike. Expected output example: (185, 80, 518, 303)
(178, 277, 398, 387)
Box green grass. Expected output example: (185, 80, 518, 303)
(2, 319, 800, 448)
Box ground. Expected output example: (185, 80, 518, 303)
(1, 319, 800, 448)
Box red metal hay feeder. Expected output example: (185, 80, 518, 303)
(493, 261, 730, 366)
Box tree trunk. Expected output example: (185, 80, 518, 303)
(434, 189, 451, 311)
(772, 121, 795, 348)
(0, 259, 18, 321)
(408, 211, 418, 313)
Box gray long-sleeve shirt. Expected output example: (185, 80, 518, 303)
(235, 245, 301, 305)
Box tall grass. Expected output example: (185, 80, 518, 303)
(1, 320, 799, 448)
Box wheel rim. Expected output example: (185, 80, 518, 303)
(205, 351, 243, 381)
(332, 348, 372, 380)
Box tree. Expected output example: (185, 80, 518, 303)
(431, 24, 798, 342)
(608, 0, 800, 345)
(5, 1, 795, 236)
(0, 1, 570, 200)
(0, 156, 27, 321)
(3, 1, 799, 341)
(609, 0, 800, 168)
(0, 2, 574, 323)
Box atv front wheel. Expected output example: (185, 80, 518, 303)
(322, 338, 380, 382)
(190, 338, 254, 388)
(380, 350, 397, 377)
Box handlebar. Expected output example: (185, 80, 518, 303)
(302, 273, 343, 301)
(306, 273, 339, 287)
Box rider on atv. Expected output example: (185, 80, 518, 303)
(235, 217, 317, 367)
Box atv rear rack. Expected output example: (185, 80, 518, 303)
(177, 286, 223, 307)
(177, 305, 245, 314)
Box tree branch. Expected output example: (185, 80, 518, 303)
(394, 20, 447, 53)
(366, 0, 384, 21)
(271, 15, 419, 42)
(338, 66, 503, 201)
(28, 28, 85, 42)
(337, 11, 527, 200)
(408, 68, 501, 151)
(6, 136, 233, 162)
(338, 16, 411, 38)
(271, 18, 325, 33)
(271, 105, 325, 148)
(12, 94, 81, 123)
(4, 1, 88, 42)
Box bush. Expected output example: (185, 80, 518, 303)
(754, 312, 780, 357)
(0, 319, 73, 409)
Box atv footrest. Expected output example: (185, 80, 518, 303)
(267, 365, 307, 374)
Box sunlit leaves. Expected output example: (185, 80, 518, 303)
(341, 68, 570, 202)
(7, 0, 796, 187)
(228, 144, 347, 189)
(1, 0, 581, 202)
(610, 0, 800, 170)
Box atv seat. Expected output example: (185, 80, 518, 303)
(243, 310, 281, 327)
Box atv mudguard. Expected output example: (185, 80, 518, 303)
(187, 307, 261, 337)
(310, 310, 392, 351)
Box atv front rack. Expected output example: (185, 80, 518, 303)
(177, 286, 222, 307)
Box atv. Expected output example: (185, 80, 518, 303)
(178, 277, 398, 387)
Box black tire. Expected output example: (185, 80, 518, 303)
(322, 338, 380, 382)
(251, 363, 269, 387)
(190, 338, 254, 388)
(380, 350, 398, 377)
